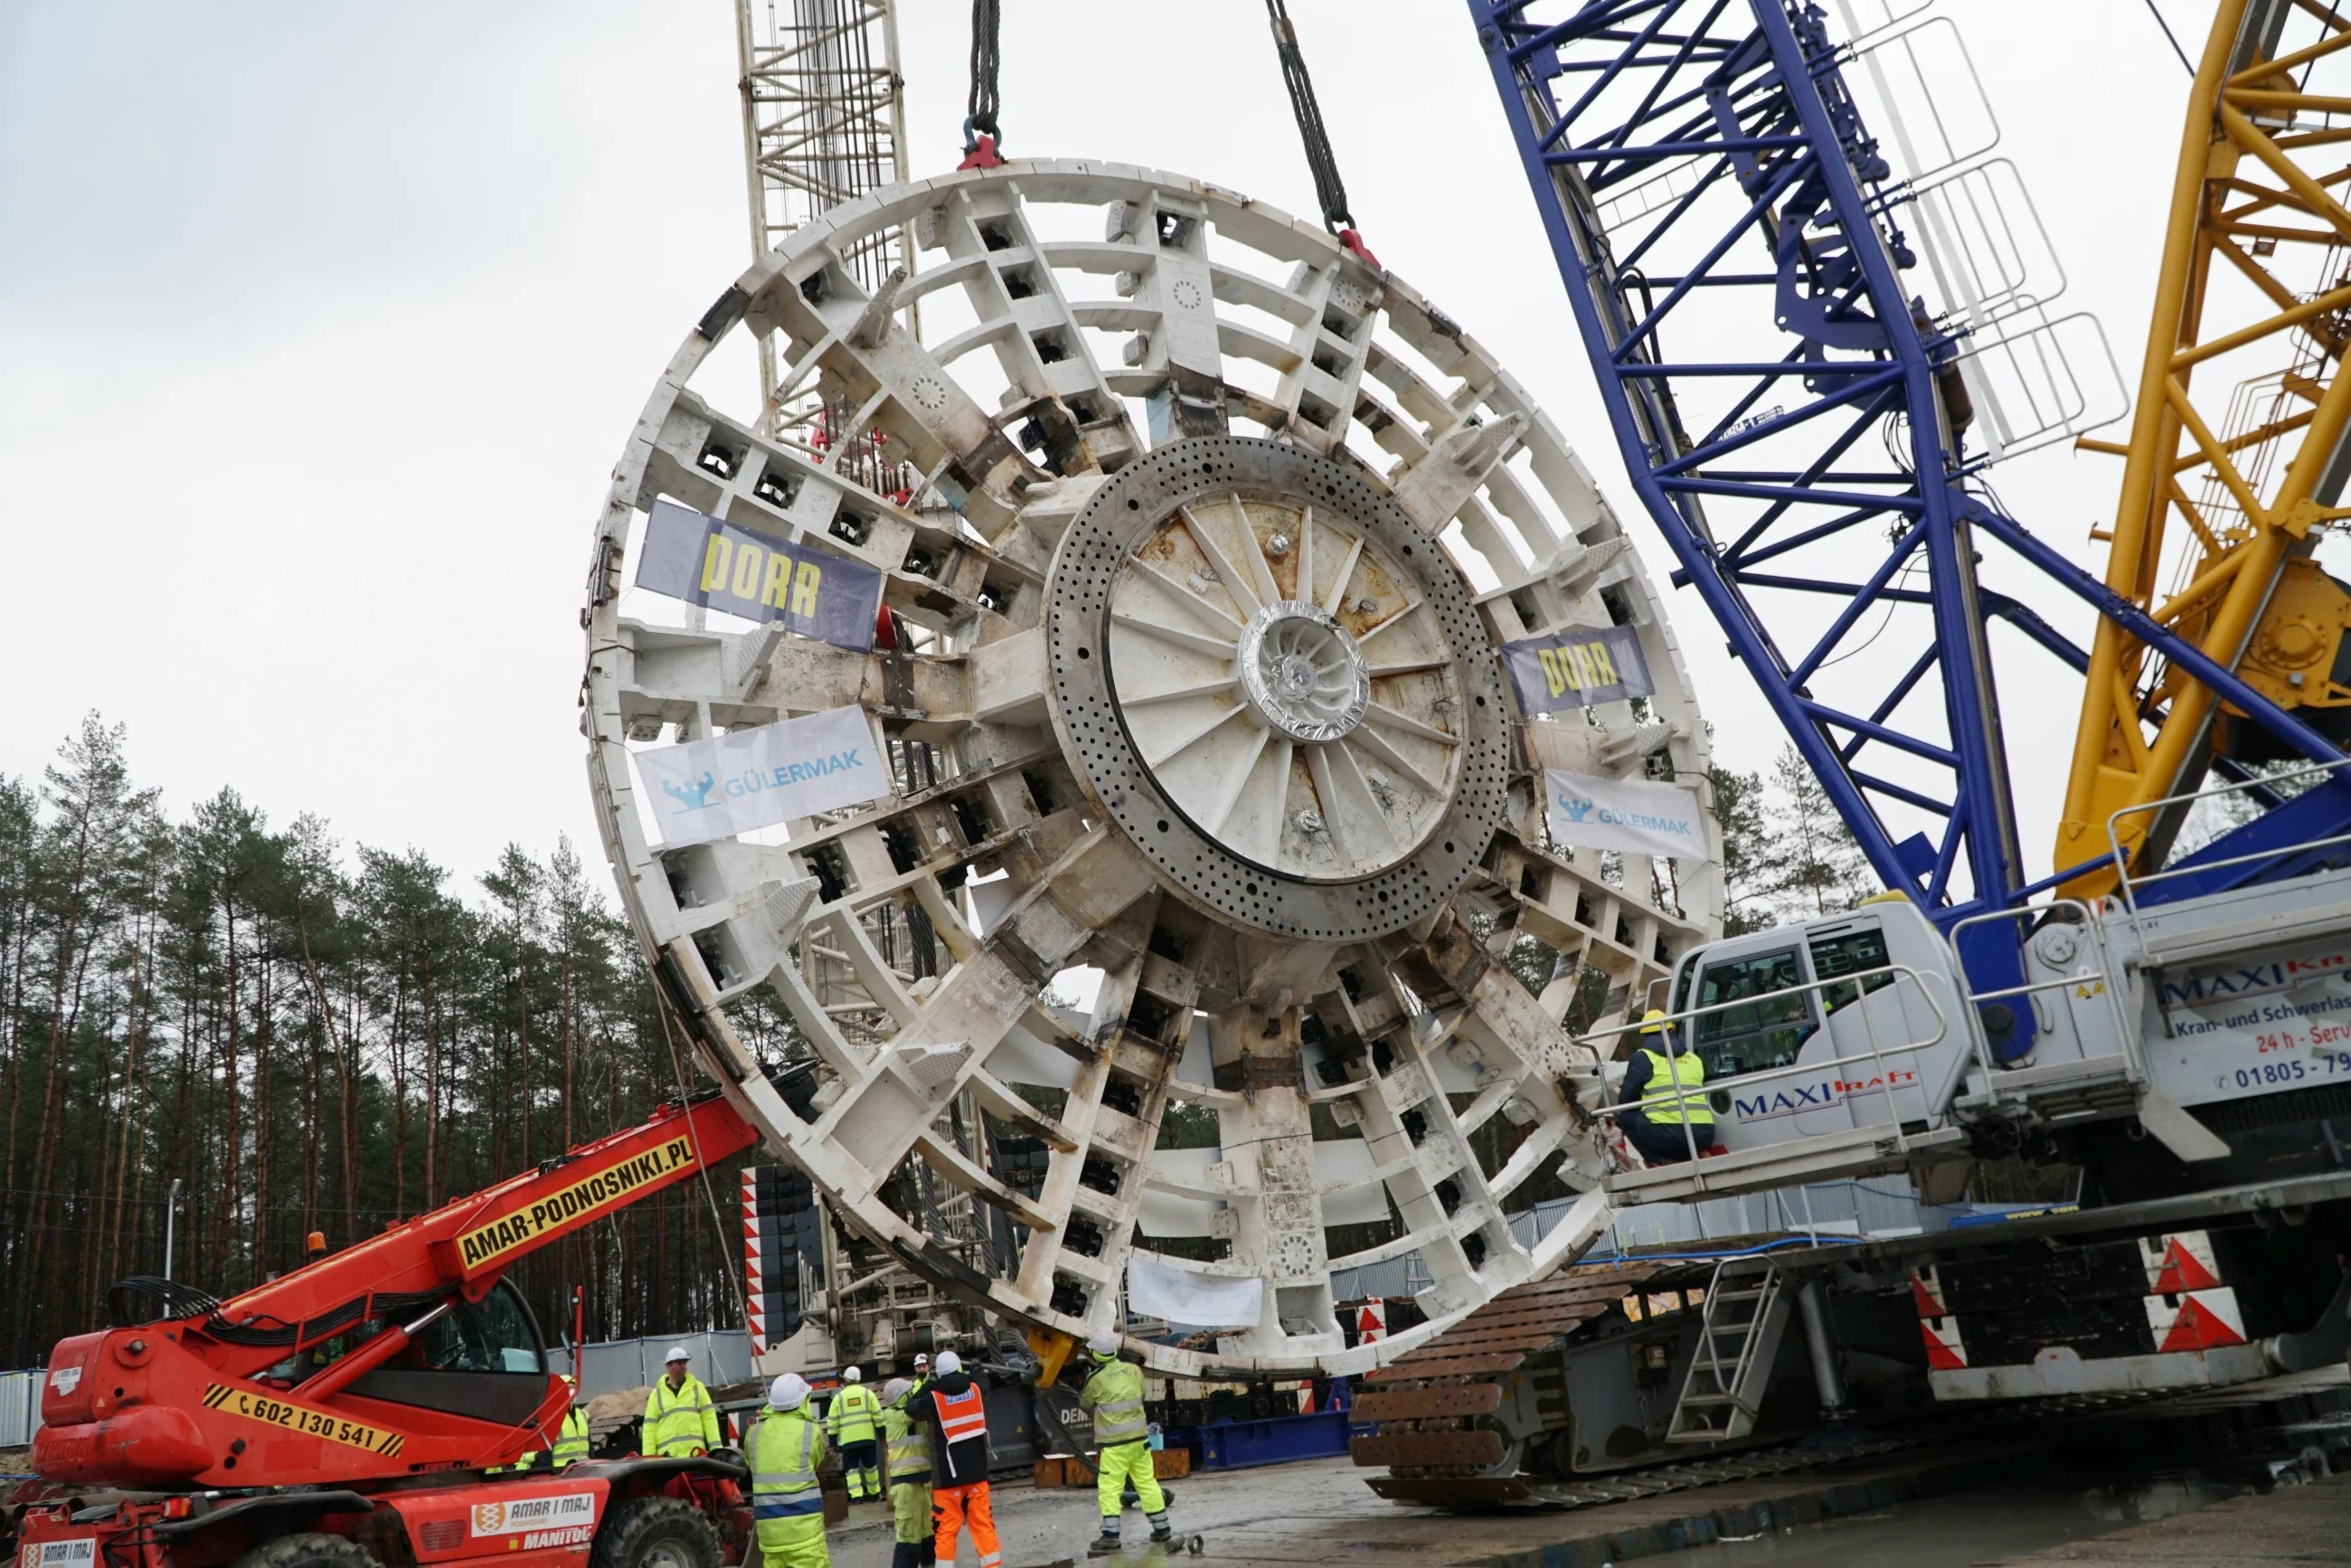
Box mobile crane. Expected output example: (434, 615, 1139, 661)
(12, 1094, 766, 1568)
(1327, 0, 2351, 1502)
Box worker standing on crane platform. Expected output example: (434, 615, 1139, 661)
(880, 1376, 935, 1568)
(752, 1374, 831, 1568)
(644, 1346, 722, 1456)
(1616, 1011, 1719, 1166)
(828, 1365, 883, 1501)
(922, 1351, 1001, 1568)
(1081, 1334, 1170, 1556)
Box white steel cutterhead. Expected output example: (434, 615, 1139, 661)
(581, 162, 1719, 1376)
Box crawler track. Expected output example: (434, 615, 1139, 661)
(1350, 1261, 1665, 1503)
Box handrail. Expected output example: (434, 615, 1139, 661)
(1943, 900, 2139, 1086)
(1582, 962, 1950, 1167)
(2104, 753, 2351, 919)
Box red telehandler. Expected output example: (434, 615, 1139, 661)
(8, 1090, 769, 1568)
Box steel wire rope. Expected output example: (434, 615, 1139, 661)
(964, 0, 1003, 156)
(1263, 0, 1377, 264)
(653, 997, 753, 1335)
(2139, 0, 2194, 75)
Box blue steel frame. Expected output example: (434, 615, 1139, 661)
(1468, 0, 2346, 959)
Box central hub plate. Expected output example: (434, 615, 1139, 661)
(1240, 600, 1369, 742)
(1043, 436, 1509, 941)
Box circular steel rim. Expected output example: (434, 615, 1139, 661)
(1047, 435, 1508, 937)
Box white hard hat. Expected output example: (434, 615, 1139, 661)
(1087, 1333, 1119, 1355)
(933, 1350, 962, 1374)
(664, 1346, 691, 1364)
(914, 1352, 930, 1366)
(769, 1373, 810, 1411)
(843, 1365, 862, 1384)
(883, 1377, 913, 1405)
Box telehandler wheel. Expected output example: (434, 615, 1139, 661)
(233, 1534, 378, 1568)
(590, 1497, 722, 1568)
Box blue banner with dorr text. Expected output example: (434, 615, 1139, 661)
(635, 498, 883, 651)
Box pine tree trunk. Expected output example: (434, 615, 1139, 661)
(421, 949, 439, 1212)
(222, 894, 241, 1282)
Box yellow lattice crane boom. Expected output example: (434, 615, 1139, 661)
(2061, 0, 2351, 893)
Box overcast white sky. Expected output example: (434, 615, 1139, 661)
(0, 0, 2210, 889)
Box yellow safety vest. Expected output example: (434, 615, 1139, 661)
(644, 1373, 720, 1456)
(1638, 1047, 1713, 1126)
(882, 1403, 930, 1485)
(552, 1408, 591, 1465)
(1081, 1356, 1148, 1447)
(751, 1409, 826, 1521)
(827, 1382, 880, 1445)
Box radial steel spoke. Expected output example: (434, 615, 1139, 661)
(1321, 535, 1365, 615)
(1110, 609, 1242, 661)
(1120, 675, 1241, 706)
(1347, 723, 1449, 797)
(1205, 725, 1274, 835)
(1366, 654, 1451, 677)
(1309, 740, 1402, 863)
(1363, 699, 1459, 745)
(1176, 505, 1267, 617)
(1142, 700, 1247, 768)
(1296, 504, 1315, 604)
(1262, 736, 1294, 862)
(1126, 557, 1248, 634)
(1232, 491, 1283, 605)
(1355, 596, 1427, 646)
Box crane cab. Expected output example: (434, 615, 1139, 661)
(1646, 899, 1970, 1155)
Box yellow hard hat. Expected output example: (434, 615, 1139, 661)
(1638, 1008, 1668, 1034)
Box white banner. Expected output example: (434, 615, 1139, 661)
(1125, 1254, 1262, 1328)
(635, 706, 890, 848)
(1544, 769, 1709, 862)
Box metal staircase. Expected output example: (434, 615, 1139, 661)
(1666, 1261, 1792, 1444)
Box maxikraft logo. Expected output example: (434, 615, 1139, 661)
(661, 751, 865, 815)
(1551, 789, 1693, 837)
(1733, 1068, 1917, 1120)
(2160, 949, 2351, 1009)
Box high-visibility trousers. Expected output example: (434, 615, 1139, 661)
(755, 1513, 831, 1568)
(840, 1438, 881, 1499)
(932, 1481, 1000, 1568)
(1095, 1441, 1165, 1524)
(890, 1482, 936, 1568)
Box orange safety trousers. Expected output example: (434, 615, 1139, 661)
(931, 1481, 1000, 1568)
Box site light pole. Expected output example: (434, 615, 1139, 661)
(164, 1178, 184, 1281)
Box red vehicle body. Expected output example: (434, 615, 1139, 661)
(9, 1091, 766, 1568)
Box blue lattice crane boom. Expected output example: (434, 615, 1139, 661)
(1467, 0, 2348, 980)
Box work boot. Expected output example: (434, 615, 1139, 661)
(1147, 1512, 1173, 1546)
(1088, 1530, 1123, 1557)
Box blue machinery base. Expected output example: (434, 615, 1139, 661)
(1166, 1412, 1359, 1470)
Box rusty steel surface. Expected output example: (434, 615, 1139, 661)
(1349, 1383, 1504, 1422)
(1369, 1261, 1659, 1383)
(1354, 1260, 1666, 1488)
(1348, 1429, 1509, 1469)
